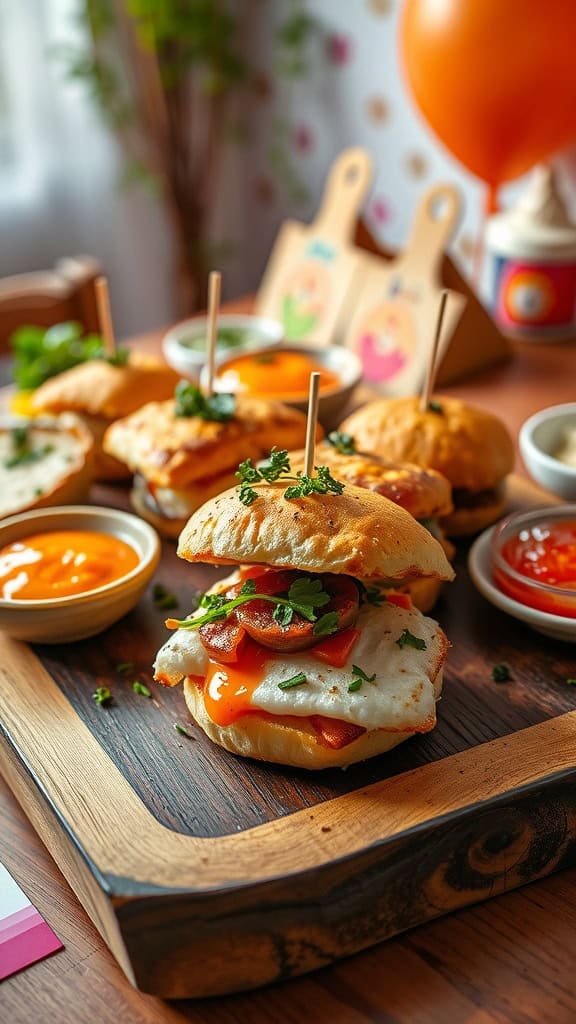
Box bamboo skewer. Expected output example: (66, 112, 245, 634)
(420, 289, 448, 412)
(304, 372, 321, 477)
(95, 276, 116, 357)
(206, 271, 222, 396)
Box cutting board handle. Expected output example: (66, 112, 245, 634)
(404, 184, 462, 277)
(314, 147, 373, 242)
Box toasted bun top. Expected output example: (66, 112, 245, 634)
(340, 396, 515, 492)
(290, 442, 453, 520)
(177, 481, 455, 581)
(31, 352, 180, 420)
(103, 396, 320, 488)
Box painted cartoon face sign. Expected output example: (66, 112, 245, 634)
(280, 240, 335, 341)
(356, 275, 419, 384)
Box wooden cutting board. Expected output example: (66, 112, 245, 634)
(342, 185, 467, 394)
(255, 147, 373, 345)
(2, 475, 576, 999)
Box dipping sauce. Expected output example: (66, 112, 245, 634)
(554, 427, 576, 468)
(0, 530, 140, 601)
(494, 517, 576, 616)
(215, 350, 340, 398)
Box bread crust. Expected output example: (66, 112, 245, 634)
(182, 670, 444, 769)
(441, 487, 508, 537)
(290, 443, 453, 520)
(104, 396, 320, 489)
(177, 481, 455, 582)
(340, 396, 514, 493)
(31, 352, 179, 420)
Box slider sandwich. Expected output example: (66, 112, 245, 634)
(340, 396, 515, 536)
(153, 451, 453, 769)
(31, 352, 179, 480)
(290, 433, 454, 612)
(103, 384, 321, 538)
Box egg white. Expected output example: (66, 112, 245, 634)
(154, 602, 446, 732)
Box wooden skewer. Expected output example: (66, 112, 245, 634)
(94, 276, 116, 357)
(206, 271, 222, 396)
(304, 372, 321, 477)
(420, 288, 448, 412)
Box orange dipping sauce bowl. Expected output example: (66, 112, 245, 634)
(491, 506, 576, 618)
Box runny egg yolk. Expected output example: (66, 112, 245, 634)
(204, 643, 268, 726)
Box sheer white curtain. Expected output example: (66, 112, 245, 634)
(0, 0, 175, 337)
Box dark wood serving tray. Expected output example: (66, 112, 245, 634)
(1, 475, 576, 998)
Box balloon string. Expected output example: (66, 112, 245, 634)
(473, 184, 499, 289)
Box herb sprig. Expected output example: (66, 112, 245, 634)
(174, 381, 235, 422)
(167, 575, 338, 634)
(3, 427, 54, 469)
(348, 664, 377, 693)
(236, 448, 344, 505)
(327, 431, 357, 455)
(395, 629, 427, 651)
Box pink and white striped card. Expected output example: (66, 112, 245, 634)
(0, 863, 63, 980)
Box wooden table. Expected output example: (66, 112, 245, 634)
(3, 310, 576, 1023)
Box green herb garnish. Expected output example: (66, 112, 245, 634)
(174, 722, 194, 738)
(428, 400, 443, 414)
(105, 347, 130, 367)
(167, 575, 331, 631)
(116, 661, 134, 675)
(566, 678, 576, 686)
(9, 321, 108, 389)
(348, 664, 377, 692)
(492, 663, 511, 683)
(254, 352, 276, 364)
(153, 583, 179, 611)
(236, 449, 344, 506)
(3, 427, 54, 469)
(395, 629, 427, 651)
(174, 381, 235, 422)
(327, 431, 357, 455)
(312, 611, 339, 636)
(278, 672, 307, 690)
(93, 686, 113, 706)
(132, 681, 151, 697)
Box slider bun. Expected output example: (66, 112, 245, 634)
(183, 671, 443, 770)
(290, 444, 453, 521)
(340, 396, 514, 492)
(31, 352, 179, 420)
(130, 481, 187, 540)
(177, 481, 455, 582)
(129, 467, 239, 540)
(441, 488, 508, 537)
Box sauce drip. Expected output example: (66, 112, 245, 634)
(204, 642, 268, 726)
(215, 350, 340, 398)
(0, 530, 140, 600)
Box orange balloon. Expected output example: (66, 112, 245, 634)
(401, 0, 576, 187)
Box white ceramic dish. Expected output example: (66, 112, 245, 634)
(468, 525, 576, 642)
(162, 313, 283, 380)
(520, 402, 576, 499)
(0, 506, 160, 643)
(201, 343, 363, 427)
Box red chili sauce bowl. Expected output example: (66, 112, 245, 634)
(491, 506, 576, 618)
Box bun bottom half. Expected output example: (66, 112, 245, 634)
(183, 670, 443, 770)
(400, 577, 443, 614)
(130, 484, 185, 540)
(441, 489, 507, 537)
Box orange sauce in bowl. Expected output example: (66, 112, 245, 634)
(215, 350, 340, 398)
(0, 530, 140, 601)
(494, 519, 576, 617)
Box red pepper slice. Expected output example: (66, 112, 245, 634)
(311, 627, 361, 668)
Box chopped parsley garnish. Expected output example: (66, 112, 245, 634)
(105, 346, 130, 367)
(174, 381, 235, 422)
(566, 678, 576, 686)
(278, 672, 307, 690)
(92, 686, 113, 706)
(132, 680, 151, 697)
(174, 722, 194, 738)
(428, 400, 443, 414)
(356, 581, 386, 607)
(116, 661, 134, 675)
(327, 431, 357, 455)
(395, 629, 427, 651)
(167, 575, 332, 631)
(236, 448, 344, 505)
(492, 663, 511, 683)
(3, 427, 54, 469)
(312, 611, 339, 636)
(153, 583, 179, 610)
(348, 664, 377, 693)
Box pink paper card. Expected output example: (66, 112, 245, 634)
(0, 863, 63, 980)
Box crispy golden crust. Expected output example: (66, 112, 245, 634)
(177, 481, 455, 581)
(441, 486, 508, 537)
(182, 669, 444, 770)
(103, 396, 319, 489)
(290, 443, 453, 520)
(340, 396, 514, 493)
(31, 352, 179, 420)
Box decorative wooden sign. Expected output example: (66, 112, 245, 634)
(255, 147, 373, 345)
(1, 477, 576, 998)
(341, 185, 467, 395)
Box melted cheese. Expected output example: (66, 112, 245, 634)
(0, 427, 85, 517)
(154, 603, 446, 731)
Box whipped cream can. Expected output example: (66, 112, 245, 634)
(486, 165, 576, 339)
